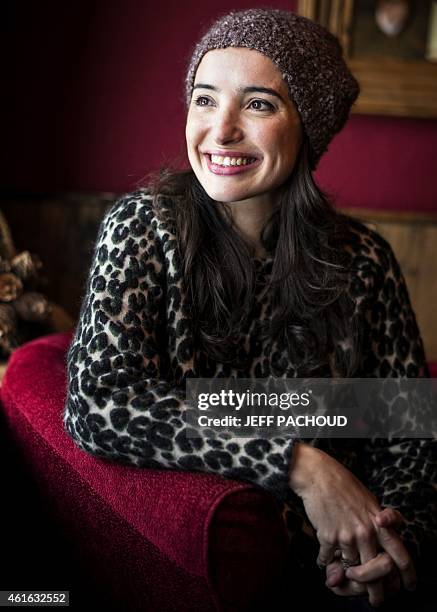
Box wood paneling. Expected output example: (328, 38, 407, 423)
(0, 193, 114, 319)
(343, 208, 437, 361)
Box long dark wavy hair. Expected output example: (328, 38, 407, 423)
(148, 136, 360, 377)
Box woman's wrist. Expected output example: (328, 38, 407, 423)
(288, 441, 325, 496)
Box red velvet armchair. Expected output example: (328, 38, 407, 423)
(0, 332, 293, 612)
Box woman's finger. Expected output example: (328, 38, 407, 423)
(375, 508, 404, 530)
(329, 581, 367, 598)
(345, 552, 394, 583)
(338, 538, 360, 569)
(356, 533, 385, 607)
(317, 540, 337, 567)
(325, 560, 345, 588)
(375, 525, 417, 591)
(325, 560, 366, 597)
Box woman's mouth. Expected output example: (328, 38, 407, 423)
(204, 153, 260, 175)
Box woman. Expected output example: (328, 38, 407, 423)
(64, 9, 436, 608)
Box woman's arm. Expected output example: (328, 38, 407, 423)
(356, 234, 437, 563)
(285, 227, 434, 605)
(317, 228, 436, 603)
(64, 193, 296, 499)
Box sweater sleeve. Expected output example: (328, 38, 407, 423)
(63, 194, 295, 500)
(356, 232, 437, 562)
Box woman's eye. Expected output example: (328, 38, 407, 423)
(249, 99, 274, 111)
(194, 95, 213, 107)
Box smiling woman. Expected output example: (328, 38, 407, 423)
(64, 8, 437, 610)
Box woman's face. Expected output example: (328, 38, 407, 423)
(185, 47, 302, 205)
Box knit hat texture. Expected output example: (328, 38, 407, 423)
(185, 9, 359, 167)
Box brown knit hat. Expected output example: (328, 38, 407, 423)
(185, 9, 359, 168)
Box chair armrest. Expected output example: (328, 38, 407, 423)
(0, 333, 288, 610)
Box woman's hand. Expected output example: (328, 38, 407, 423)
(288, 444, 417, 607)
(325, 509, 416, 606)
(325, 552, 402, 602)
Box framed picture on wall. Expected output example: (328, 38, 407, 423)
(297, 0, 437, 118)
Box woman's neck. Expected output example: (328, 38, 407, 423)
(222, 193, 276, 258)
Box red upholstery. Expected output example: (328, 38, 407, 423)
(0, 333, 289, 612)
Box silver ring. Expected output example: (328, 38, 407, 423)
(341, 557, 360, 570)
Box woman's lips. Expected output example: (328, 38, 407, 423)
(204, 154, 261, 176)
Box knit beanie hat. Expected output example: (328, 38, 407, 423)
(185, 9, 359, 168)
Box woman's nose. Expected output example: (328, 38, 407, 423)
(212, 108, 243, 145)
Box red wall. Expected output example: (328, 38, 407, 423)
(4, 0, 437, 212)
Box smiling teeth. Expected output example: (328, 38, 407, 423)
(210, 155, 255, 166)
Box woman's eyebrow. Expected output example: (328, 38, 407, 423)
(193, 83, 284, 102)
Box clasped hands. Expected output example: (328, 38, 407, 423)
(289, 443, 417, 608)
(323, 507, 416, 607)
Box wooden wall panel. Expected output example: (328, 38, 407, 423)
(0, 194, 114, 318)
(347, 211, 437, 362)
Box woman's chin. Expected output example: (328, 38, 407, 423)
(200, 184, 258, 204)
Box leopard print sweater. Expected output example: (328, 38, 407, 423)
(64, 190, 437, 561)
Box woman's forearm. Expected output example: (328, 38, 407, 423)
(288, 441, 326, 496)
